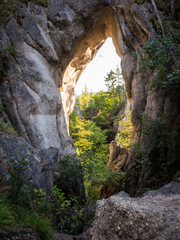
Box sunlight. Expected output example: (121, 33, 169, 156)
(75, 38, 121, 94)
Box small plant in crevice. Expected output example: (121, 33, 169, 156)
(0, 118, 19, 136)
(0, 46, 16, 82)
(7, 158, 30, 205)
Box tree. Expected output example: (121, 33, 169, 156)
(104, 66, 124, 93)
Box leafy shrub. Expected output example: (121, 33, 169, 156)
(7, 158, 30, 206)
(56, 155, 84, 198)
(135, 32, 180, 93)
(123, 112, 180, 196)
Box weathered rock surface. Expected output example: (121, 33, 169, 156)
(0, 0, 155, 151)
(0, 228, 39, 240)
(91, 178, 180, 240)
(108, 141, 129, 171)
(0, 133, 58, 193)
(100, 140, 129, 198)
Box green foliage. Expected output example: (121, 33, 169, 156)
(70, 76, 127, 203)
(135, 32, 180, 92)
(123, 112, 180, 196)
(0, 198, 15, 228)
(30, 186, 70, 215)
(0, 158, 54, 239)
(117, 111, 134, 149)
(70, 110, 110, 202)
(7, 158, 30, 205)
(76, 82, 126, 142)
(78, 86, 91, 111)
(0, 198, 54, 240)
(0, 119, 19, 136)
(0, 157, 87, 236)
(60, 196, 84, 235)
(104, 66, 124, 94)
(20, 213, 53, 240)
(57, 155, 83, 196)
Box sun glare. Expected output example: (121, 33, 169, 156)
(75, 38, 121, 95)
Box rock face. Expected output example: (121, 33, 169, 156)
(100, 141, 129, 198)
(108, 141, 129, 172)
(0, 133, 58, 193)
(91, 178, 180, 240)
(0, 0, 179, 193)
(0, 228, 39, 240)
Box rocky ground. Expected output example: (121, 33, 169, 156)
(90, 178, 180, 240)
(2, 179, 180, 240)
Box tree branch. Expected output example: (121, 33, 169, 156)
(150, 0, 165, 37)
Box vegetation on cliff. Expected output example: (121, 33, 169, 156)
(119, 29, 180, 196)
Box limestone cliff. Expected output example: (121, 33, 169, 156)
(0, 0, 179, 195)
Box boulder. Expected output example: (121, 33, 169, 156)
(91, 178, 180, 240)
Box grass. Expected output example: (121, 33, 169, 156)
(0, 119, 19, 137)
(0, 198, 15, 229)
(0, 196, 54, 240)
(22, 213, 54, 240)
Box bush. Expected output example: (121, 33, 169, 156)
(123, 112, 180, 196)
(0, 158, 54, 239)
(7, 158, 30, 206)
(135, 32, 180, 93)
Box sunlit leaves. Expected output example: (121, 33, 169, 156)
(117, 111, 134, 149)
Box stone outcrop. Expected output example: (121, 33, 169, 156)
(0, 133, 58, 193)
(0, 0, 179, 194)
(91, 178, 180, 240)
(108, 141, 129, 172)
(100, 140, 129, 198)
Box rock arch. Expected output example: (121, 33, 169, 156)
(0, 0, 155, 153)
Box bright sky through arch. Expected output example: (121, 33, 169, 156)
(75, 38, 121, 95)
